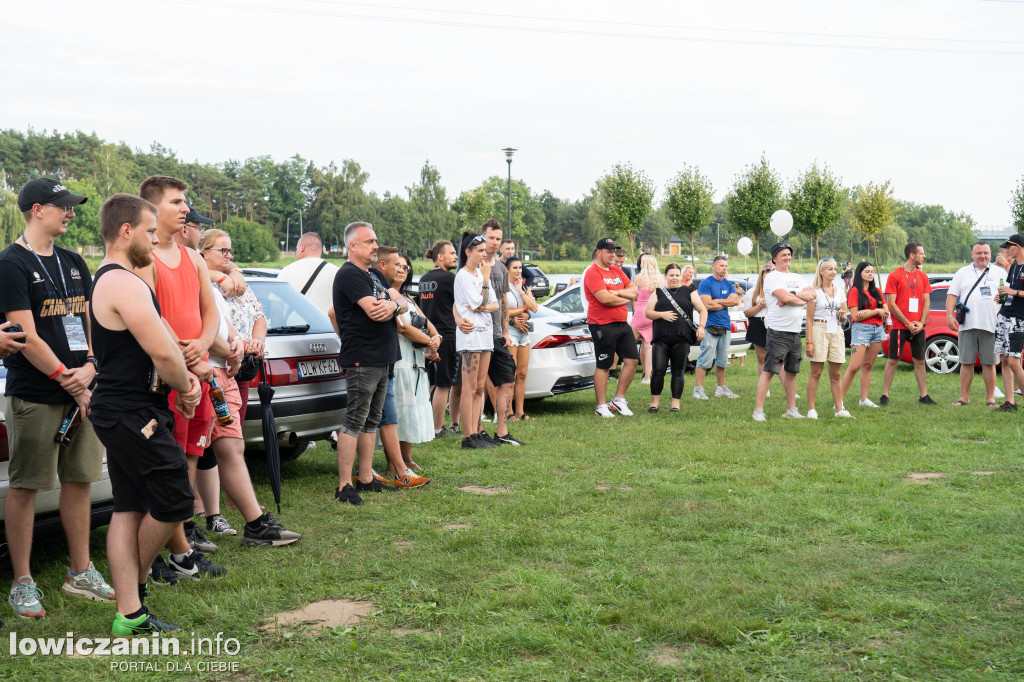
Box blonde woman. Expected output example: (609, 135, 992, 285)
(505, 257, 539, 421)
(742, 261, 773, 374)
(630, 253, 664, 384)
(680, 264, 696, 287)
(805, 258, 851, 418)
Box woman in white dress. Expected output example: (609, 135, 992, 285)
(454, 234, 498, 449)
(392, 253, 440, 453)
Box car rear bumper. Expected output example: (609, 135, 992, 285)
(243, 391, 347, 448)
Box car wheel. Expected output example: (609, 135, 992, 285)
(925, 334, 960, 374)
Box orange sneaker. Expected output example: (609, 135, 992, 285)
(392, 471, 430, 488)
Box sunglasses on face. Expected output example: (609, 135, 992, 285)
(45, 204, 75, 215)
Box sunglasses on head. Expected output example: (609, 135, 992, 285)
(469, 235, 485, 246)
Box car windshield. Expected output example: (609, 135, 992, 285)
(247, 280, 334, 335)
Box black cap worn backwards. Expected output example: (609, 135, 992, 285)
(17, 178, 88, 212)
(185, 205, 214, 225)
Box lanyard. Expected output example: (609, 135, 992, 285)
(21, 236, 72, 314)
(821, 284, 839, 314)
(903, 267, 918, 293)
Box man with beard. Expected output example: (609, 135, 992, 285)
(0, 178, 111, 621)
(89, 193, 203, 634)
(418, 240, 462, 436)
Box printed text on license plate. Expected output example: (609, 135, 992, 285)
(574, 341, 594, 357)
(298, 358, 340, 378)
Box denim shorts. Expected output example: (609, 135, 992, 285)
(695, 329, 731, 369)
(850, 322, 885, 347)
(379, 378, 397, 427)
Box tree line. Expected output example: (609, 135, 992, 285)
(0, 129, 1005, 266)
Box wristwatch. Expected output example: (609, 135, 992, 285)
(85, 356, 99, 371)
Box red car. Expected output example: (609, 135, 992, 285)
(880, 283, 982, 374)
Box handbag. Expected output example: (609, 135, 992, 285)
(955, 267, 989, 325)
(659, 287, 698, 333)
(408, 312, 431, 348)
(235, 354, 260, 382)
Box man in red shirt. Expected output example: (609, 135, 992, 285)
(880, 242, 935, 405)
(584, 238, 638, 417)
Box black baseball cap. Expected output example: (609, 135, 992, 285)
(596, 238, 616, 251)
(17, 178, 88, 212)
(770, 242, 793, 259)
(1000, 234, 1024, 249)
(185, 205, 214, 225)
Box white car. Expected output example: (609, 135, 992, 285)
(542, 280, 751, 363)
(522, 307, 596, 399)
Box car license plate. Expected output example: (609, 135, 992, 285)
(574, 341, 594, 358)
(297, 358, 340, 379)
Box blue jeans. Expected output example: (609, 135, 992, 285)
(695, 329, 731, 369)
(379, 378, 397, 427)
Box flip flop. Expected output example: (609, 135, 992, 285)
(951, 399, 969, 406)
(507, 415, 521, 422)
(520, 414, 536, 421)
(987, 401, 999, 407)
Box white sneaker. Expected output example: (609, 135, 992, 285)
(752, 409, 766, 422)
(714, 385, 739, 399)
(765, 390, 771, 398)
(595, 404, 615, 418)
(693, 386, 709, 400)
(859, 398, 878, 408)
(610, 397, 634, 416)
(994, 387, 1005, 399)
(640, 378, 651, 385)
(806, 409, 818, 419)
(782, 408, 805, 419)
(834, 409, 853, 418)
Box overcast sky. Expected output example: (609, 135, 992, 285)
(3, 0, 1023, 225)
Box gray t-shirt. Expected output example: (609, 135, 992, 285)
(489, 259, 510, 338)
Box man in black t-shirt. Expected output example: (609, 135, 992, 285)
(418, 240, 461, 436)
(995, 234, 1024, 410)
(0, 178, 111, 620)
(331, 221, 406, 505)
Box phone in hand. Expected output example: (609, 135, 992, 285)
(5, 323, 23, 335)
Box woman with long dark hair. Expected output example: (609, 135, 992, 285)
(644, 263, 707, 412)
(840, 261, 889, 408)
(504, 257, 538, 421)
(742, 260, 772, 375)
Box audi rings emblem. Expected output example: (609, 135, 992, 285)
(309, 342, 327, 353)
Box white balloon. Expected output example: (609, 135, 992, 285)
(737, 237, 753, 256)
(770, 209, 793, 237)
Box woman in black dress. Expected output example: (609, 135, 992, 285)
(644, 263, 708, 412)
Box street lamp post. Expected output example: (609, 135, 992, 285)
(502, 147, 516, 252)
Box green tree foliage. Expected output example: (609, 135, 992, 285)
(452, 177, 545, 254)
(309, 160, 378, 238)
(788, 163, 845, 261)
(726, 155, 782, 263)
(664, 165, 714, 264)
(407, 161, 456, 249)
(894, 201, 976, 264)
(55, 178, 102, 248)
(452, 188, 492, 233)
(0, 178, 23, 249)
(1010, 175, 1024, 233)
(594, 163, 655, 260)
(850, 181, 897, 263)
(220, 217, 279, 262)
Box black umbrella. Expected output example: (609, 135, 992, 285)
(257, 361, 282, 513)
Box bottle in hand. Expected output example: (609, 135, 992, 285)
(209, 378, 233, 426)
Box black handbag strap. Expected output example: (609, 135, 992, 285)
(300, 260, 329, 296)
(961, 266, 989, 304)
(659, 287, 698, 331)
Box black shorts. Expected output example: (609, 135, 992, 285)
(762, 329, 802, 376)
(89, 406, 194, 524)
(746, 316, 767, 348)
(488, 338, 517, 386)
(427, 336, 461, 388)
(888, 328, 927, 361)
(589, 321, 640, 371)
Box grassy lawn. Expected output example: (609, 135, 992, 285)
(3, 359, 1023, 680)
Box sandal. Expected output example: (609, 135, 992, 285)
(987, 401, 999, 407)
(507, 414, 521, 422)
(648, 405, 658, 413)
(670, 406, 680, 413)
(407, 461, 423, 472)
(951, 399, 970, 406)
(519, 414, 536, 421)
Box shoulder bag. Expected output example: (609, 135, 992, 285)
(954, 267, 988, 325)
(659, 287, 698, 333)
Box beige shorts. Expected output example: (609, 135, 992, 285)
(210, 367, 244, 441)
(7, 396, 105, 491)
(808, 321, 845, 364)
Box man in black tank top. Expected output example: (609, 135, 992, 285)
(89, 194, 202, 636)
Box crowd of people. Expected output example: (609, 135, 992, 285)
(2, 174, 1021, 637)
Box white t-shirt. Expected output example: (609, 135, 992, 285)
(948, 263, 1006, 331)
(454, 267, 494, 352)
(812, 282, 846, 334)
(763, 270, 807, 333)
(277, 257, 340, 314)
(742, 286, 766, 319)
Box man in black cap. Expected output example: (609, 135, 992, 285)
(0, 178, 114, 620)
(584, 237, 639, 417)
(994, 234, 1024, 410)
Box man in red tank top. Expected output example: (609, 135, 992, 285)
(135, 176, 226, 581)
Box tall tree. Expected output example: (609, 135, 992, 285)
(850, 180, 897, 263)
(594, 163, 655, 260)
(1011, 175, 1024, 233)
(664, 165, 714, 264)
(788, 162, 845, 261)
(407, 160, 457, 247)
(726, 155, 782, 263)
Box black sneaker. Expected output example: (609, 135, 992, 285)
(996, 401, 1018, 412)
(112, 607, 180, 636)
(461, 436, 479, 449)
(184, 520, 219, 553)
(354, 476, 396, 493)
(495, 432, 524, 446)
(334, 484, 364, 506)
(473, 432, 496, 449)
(450, 424, 461, 435)
(878, 395, 890, 406)
(148, 555, 179, 587)
(918, 395, 936, 405)
(242, 513, 302, 547)
(168, 549, 226, 580)
(477, 430, 497, 445)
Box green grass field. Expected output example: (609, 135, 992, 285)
(3, 359, 1022, 680)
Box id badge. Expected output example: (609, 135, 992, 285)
(62, 315, 89, 352)
(980, 286, 992, 298)
(907, 297, 919, 314)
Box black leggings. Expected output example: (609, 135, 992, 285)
(651, 335, 691, 399)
